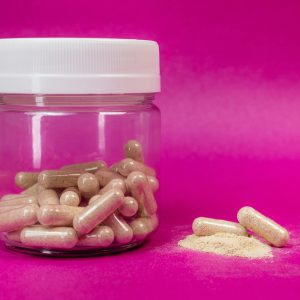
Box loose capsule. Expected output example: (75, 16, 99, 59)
(38, 189, 60, 206)
(98, 179, 127, 196)
(77, 173, 99, 198)
(130, 218, 153, 241)
(21, 226, 78, 249)
(94, 170, 124, 187)
(61, 160, 107, 173)
(127, 171, 157, 215)
(118, 159, 156, 177)
(147, 176, 159, 192)
(15, 172, 39, 189)
(237, 206, 289, 247)
(0, 204, 38, 232)
(60, 187, 81, 206)
(124, 140, 144, 163)
(104, 213, 133, 244)
(119, 197, 139, 217)
(73, 189, 124, 235)
(77, 226, 114, 247)
(192, 217, 248, 237)
(0, 195, 38, 207)
(38, 170, 83, 189)
(38, 205, 83, 226)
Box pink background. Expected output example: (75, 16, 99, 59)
(1, 0, 300, 299)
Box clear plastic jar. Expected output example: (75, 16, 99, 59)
(0, 38, 161, 256)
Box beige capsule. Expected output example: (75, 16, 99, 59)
(94, 170, 124, 187)
(77, 226, 115, 247)
(21, 226, 78, 249)
(0, 204, 38, 232)
(0, 204, 26, 214)
(0, 195, 38, 207)
(98, 179, 127, 196)
(38, 170, 83, 189)
(38, 205, 83, 226)
(15, 172, 39, 189)
(104, 213, 133, 244)
(130, 217, 153, 241)
(77, 173, 99, 198)
(73, 189, 124, 235)
(4, 230, 22, 242)
(118, 158, 156, 177)
(1, 194, 23, 201)
(60, 187, 81, 206)
(192, 217, 248, 237)
(119, 196, 139, 217)
(21, 183, 45, 195)
(237, 206, 289, 247)
(147, 176, 159, 193)
(61, 160, 107, 173)
(110, 162, 120, 173)
(124, 140, 144, 163)
(38, 189, 60, 206)
(127, 171, 157, 215)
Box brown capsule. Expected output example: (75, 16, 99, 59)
(98, 179, 127, 196)
(124, 140, 145, 163)
(130, 218, 153, 241)
(192, 217, 248, 237)
(77, 173, 99, 198)
(104, 213, 133, 244)
(21, 226, 78, 249)
(21, 183, 45, 195)
(61, 160, 107, 173)
(237, 206, 289, 247)
(118, 196, 139, 217)
(127, 171, 157, 215)
(38, 189, 60, 206)
(38, 205, 83, 226)
(0, 195, 38, 207)
(118, 158, 156, 177)
(4, 230, 22, 242)
(77, 226, 115, 247)
(0, 204, 38, 232)
(60, 187, 81, 206)
(94, 170, 124, 187)
(73, 189, 124, 235)
(147, 176, 159, 192)
(38, 170, 83, 189)
(15, 172, 39, 189)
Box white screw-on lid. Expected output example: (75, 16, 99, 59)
(0, 38, 160, 94)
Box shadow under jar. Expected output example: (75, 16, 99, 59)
(0, 38, 161, 256)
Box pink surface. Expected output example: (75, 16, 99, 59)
(1, 0, 300, 299)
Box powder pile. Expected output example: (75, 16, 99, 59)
(178, 233, 272, 258)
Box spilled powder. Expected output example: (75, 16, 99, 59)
(178, 233, 272, 258)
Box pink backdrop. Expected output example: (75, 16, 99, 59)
(1, 1, 300, 299)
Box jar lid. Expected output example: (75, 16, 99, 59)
(0, 38, 160, 94)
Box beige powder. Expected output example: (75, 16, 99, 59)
(178, 233, 272, 258)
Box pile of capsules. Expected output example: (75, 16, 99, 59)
(192, 206, 289, 247)
(0, 140, 159, 250)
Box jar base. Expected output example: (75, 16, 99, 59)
(4, 240, 145, 257)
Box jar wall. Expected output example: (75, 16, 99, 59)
(0, 94, 161, 195)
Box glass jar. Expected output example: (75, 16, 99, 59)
(0, 38, 161, 256)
